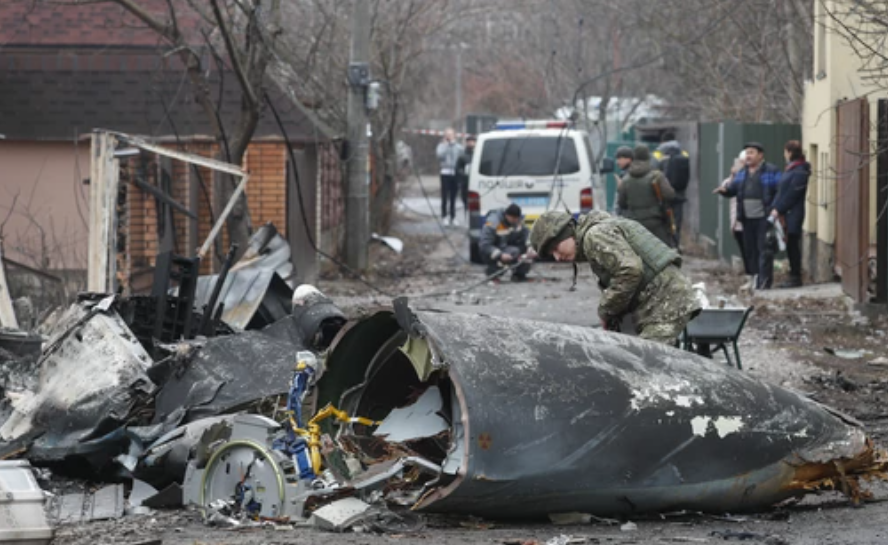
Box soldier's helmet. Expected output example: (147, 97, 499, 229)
(530, 211, 573, 258)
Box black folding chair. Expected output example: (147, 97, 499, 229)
(681, 307, 754, 370)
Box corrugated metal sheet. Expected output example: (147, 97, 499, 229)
(193, 269, 291, 331)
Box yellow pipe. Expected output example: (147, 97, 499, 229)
(287, 404, 381, 475)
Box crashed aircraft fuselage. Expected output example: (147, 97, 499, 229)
(315, 300, 883, 518)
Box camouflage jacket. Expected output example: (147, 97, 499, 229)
(574, 211, 685, 320)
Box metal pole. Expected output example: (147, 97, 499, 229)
(345, 0, 371, 270)
(717, 123, 725, 260)
(455, 47, 463, 129)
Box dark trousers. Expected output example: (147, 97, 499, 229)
(440, 174, 458, 220)
(458, 175, 469, 213)
(733, 229, 753, 275)
(742, 217, 773, 289)
(787, 233, 802, 279)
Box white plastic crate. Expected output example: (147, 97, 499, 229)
(0, 461, 53, 545)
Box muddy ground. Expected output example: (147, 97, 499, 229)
(51, 176, 888, 544)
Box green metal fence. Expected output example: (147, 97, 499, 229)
(697, 122, 801, 261)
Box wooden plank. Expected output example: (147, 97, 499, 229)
(87, 132, 120, 293)
(0, 245, 19, 329)
(198, 174, 249, 260)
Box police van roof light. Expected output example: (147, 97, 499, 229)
(495, 120, 571, 131)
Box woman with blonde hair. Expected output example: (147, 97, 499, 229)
(720, 150, 754, 290)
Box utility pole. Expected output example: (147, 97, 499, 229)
(345, 0, 371, 270)
(455, 47, 462, 130)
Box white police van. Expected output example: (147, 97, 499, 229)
(467, 120, 611, 263)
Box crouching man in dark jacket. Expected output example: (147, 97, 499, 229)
(480, 204, 533, 281)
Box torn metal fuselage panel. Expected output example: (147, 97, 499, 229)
(318, 304, 887, 518)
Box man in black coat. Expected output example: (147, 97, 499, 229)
(770, 140, 810, 288)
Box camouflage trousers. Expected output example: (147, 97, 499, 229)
(633, 266, 700, 345)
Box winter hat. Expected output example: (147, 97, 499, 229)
(633, 145, 651, 162)
(505, 203, 522, 218)
(615, 146, 634, 160)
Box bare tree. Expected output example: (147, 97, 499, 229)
(56, 0, 285, 264)
(821, 0, 888, 91)
(274, 0, 474, 233)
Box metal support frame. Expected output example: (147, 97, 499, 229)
(102, 130, 250, 262)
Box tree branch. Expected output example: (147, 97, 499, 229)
(209, 0, 258, 106)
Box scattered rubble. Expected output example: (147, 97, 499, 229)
(2, 263, 888, 540)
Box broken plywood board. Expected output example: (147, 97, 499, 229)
(49, 484, 124, 524)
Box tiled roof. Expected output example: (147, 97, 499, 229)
(0, 0, 201, 47)
(0, 50, 323, 143)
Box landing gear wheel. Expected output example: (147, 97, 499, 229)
(200, 439, 289, 519)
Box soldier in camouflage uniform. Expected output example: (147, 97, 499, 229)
(529, 210, 700, 345)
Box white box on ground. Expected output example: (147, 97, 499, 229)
(311, 497, 372, 532)
(0, 461, 54, 545)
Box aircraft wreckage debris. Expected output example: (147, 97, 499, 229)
(1, 286, 887, 534)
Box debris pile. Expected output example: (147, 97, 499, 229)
(2, 255, 888, 537)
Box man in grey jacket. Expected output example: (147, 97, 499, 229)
(479, 204, 532, 281)
(436, 128, 463, 226)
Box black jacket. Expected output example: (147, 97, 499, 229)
(772, 161, 811, 235)
(456, 148, 474, 183)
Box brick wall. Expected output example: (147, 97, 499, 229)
(123, 140, 288, 281)
(243, 142, 288, 236)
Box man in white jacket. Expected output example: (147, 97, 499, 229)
(436, 128, 463, 226)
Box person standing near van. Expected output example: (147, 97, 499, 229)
(714, 142, 782, 290)
(456, 135, 476, 218)
(617, 145, 676, 246)
(436, 128, 463, 226)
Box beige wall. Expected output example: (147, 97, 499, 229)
(0, 140, 91, 271)
(802, 0, 881, 247)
